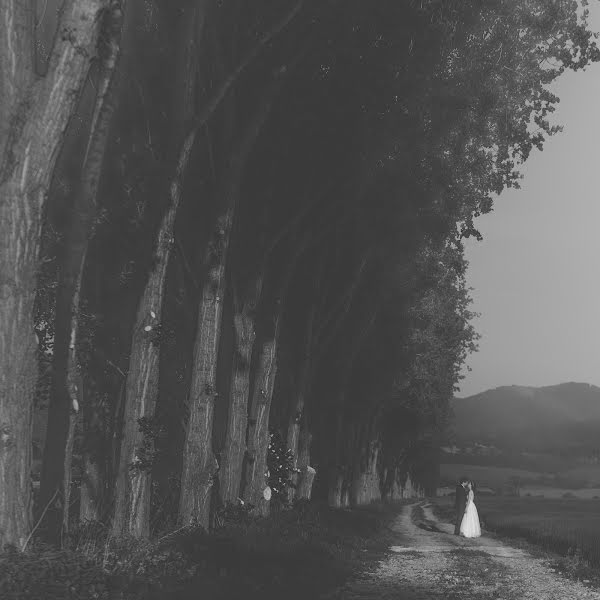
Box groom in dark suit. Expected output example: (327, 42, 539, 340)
(454, 476, 469, 535)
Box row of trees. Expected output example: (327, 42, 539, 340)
(0, 0, 597, 548)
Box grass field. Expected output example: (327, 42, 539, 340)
(432, 495, 600, 570)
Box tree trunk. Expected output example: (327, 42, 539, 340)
(243, 334, 278, 514)
(178, 214, 231, 528)
(242, 250, 304, 513)
(180, 69, 285, 526)
(111, 191, 182, 538)
(296, 466, 316, 500)
(0, 0, 107, 549)
(219, 276, 262, 504)
(327, 470, 344, 508)
(351, 439, 380, 507)
(285, 302, 316, 504)
(111, 0, 201, 540)
(80, 451, 102, 521)
(40, 1, 125, 542)
(295, 421, 314, 500)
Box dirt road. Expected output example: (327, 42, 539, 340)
(328, 502, 600, 599)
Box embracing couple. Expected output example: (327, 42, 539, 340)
(454, 476, 481, 538)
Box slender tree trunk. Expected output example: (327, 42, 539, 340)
(180, 71, 285, 526)
(0, 0, 108, 549)
(111, 190, 182, 538)
(111, 0, 202, 540)
(40, 2, 125, 542)
(327, 412, 345, 508)
(219, 276, 262, 504)
(178, 215, 231, 527)
(327, 470, 344, 508)
(295, 419, 314, 500)
(243, 330, 279, 514)
(350, 436, 380, 507)
(242, 245, 306, 513)
(80, 451, 102, 521)
(286, 302, 316, 504)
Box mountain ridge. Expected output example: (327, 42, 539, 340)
(449, 382, 600, 455)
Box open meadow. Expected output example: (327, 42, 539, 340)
(439, 462, 600, 496)
(431, 495, 600, 569)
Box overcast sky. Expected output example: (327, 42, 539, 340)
(458, 8, 600, 397)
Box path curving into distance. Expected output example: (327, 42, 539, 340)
(326, 502, 600, 600)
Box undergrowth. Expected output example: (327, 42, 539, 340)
(0, 500, 403, 600)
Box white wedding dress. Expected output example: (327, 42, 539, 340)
(460, 490, 481, 538)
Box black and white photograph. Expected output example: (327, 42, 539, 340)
(1, 1, 600, 598)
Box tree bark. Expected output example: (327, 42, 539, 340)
(219, 276, 262, 504)
(242, 245, 307, 513)
(243, 332, 279, 514)
(180, 64, 287, 525)
(178, 214, 230, 528)
(295, 420, 314, 500)
(0, 0, 108, 550)
(40, 0, 125, 542)
(296, 466, 315, 500)
(350, 438, 380, 507)
(285, 301, 316, 504)
(327, 469, 344, 508)
(80, 450, 102, 521)
(111, 190, 182, 538)
(111, 0, 202, 540)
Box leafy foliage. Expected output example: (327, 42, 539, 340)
(267, 431, 299, 509)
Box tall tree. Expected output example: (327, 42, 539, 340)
(178, 0, 305, 529)
(39, 0, 126, 542)
(0, 0, 111, 549)
(111, 0, 204, 540)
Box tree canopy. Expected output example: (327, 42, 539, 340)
(0, 0, 597, 547)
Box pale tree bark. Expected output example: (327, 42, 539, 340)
(0, 0, 109, 550)
(110, 197, 179, 538)
(110, 136, 198, 536)
(111, 1, 203, 538)
(40, 1, 126, 542)
(242, 321, 279, 514)
(178, 220, 229, 527)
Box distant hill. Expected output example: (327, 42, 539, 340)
(449, 383, 600, 456)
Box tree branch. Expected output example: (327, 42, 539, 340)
(191, 0, 304, 132)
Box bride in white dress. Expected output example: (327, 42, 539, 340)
(460, 481, 481, 538)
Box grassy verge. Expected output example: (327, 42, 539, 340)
(0, 500, 404, 600)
